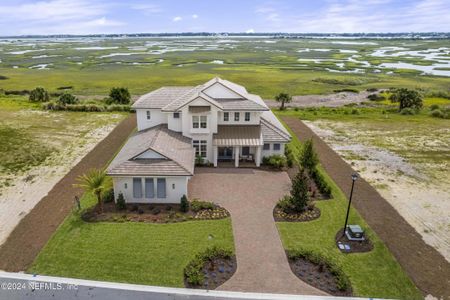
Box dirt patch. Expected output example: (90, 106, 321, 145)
(288, 256, 352, 297)
(335, 229, 374, 253)
(185, 256, 237, 290)
(282, 116, 450, 299)
(0, 114, 137, 272)
(273, 206, 321, 222)
(82, 202, 229, 223)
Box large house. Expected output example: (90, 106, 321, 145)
(107, 78, 291, 203)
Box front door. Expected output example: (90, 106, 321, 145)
(218, 147, 233, 160)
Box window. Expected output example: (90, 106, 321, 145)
(242, 147, 250, 156)
(124, 183, 128, 189)
(146, 110, 151, 120)
(245, 112, 250, 122)
(200, 116, 207, 128)
(193, 116, 207, 129)
(193, 140, 207, 158)
(145, 178, 154, 198)
(223, 112, 229, 121)
(157, 178, 166, 198)
(263, 143, 270, 150)
(173, 112, 180, 119)
(133, 178, 142, 198)
(234, 112, 240, 121)
(274, 143, 281, 151)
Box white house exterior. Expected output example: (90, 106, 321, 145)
(107, 77, 291, 204)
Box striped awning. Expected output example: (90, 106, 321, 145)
(213, 125, 263, 146)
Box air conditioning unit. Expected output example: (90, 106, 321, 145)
(345, 225, 365, 241)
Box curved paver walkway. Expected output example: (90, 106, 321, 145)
(189, 167, 326, 295)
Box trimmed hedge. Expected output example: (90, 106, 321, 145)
(309, 167, 332, 197)
(190, 200, 215, 212)
(262, 154, 287, 169)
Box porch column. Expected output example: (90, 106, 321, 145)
(234, 146, 239, 167)
(213, 146, 218, 167)
(255, 145, 262, 167)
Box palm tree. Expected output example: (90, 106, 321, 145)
(275, 93, 292, 110)
(75, 168, 107, 213)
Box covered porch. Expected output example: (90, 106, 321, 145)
(213, 125, 263, 168)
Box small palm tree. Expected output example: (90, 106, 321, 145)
(275, 92, 292, 110)
(75, 168, 107, 213)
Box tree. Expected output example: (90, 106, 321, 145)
(180, 195, 189, 212)
(300, 139, 319, 171)
(275, 93, 292, 110)
(29, 87, 49, 102)
(58, 92, 78, 105)
(108, 87, 131, 104)
(390, 88, 423, 111)
(289, 169, 310, 212)
(75, 169, 107, 213)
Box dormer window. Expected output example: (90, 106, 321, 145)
(245, 112, 250, 122)
(146, 110, 151, 120)
(234, 112, 240, 121)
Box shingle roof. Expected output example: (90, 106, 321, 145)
(132, 87, 193, 109)
(107, 125, 194, 176)
(261, 118, 291, 142)
(213, 125, 263, 146)
(217, 98, 269, 111)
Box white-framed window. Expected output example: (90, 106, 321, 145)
(263, 143, 270, 150)
(145, 178, 154, 198)
(133, 178, 142, 198)
(224, 112, 229, 121)
(193, 140, 207, 158)
(234, 112, 240, 121)
(274, 143, 281, 151)
(192, 115, 207, 129)
(146, 110, 151, 120)
(245, 112, 250, 122)
(157, 178, 166, 198)
(173, 112, 180, 119)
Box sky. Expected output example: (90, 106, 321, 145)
(0, 0, 449, 35)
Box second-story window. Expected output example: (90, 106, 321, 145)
(234, 112, 240, 121)
(200, 116, 207, 128)
(245, 112, 251, 122)
(224, 112, 229, 121)
(193, 116, 207, 129)
(192, 116, 199, 128)
(146, 110, 151, 120)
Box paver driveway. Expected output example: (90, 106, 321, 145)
(188, 167, 325, 295)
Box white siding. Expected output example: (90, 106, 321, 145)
(217, 111, 261, 125)
(262, 143, 286, 158)
(167, 112, 182, 132)
(136, 109, 167, 131)
(113, 176, 189, 204)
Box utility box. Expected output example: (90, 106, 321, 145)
(346, 225, 365, 241)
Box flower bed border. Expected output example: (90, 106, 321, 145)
(273, 206, 321, 222)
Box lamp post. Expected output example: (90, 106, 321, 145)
(342, 173, 359, 238)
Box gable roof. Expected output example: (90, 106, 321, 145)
(107, 125, 195, 176)
(261, 117, 291, 142)
(132, 87, 193, 109)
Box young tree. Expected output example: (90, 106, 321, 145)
(275, 93, 292, 110)
(180, 195, 189, 212)
(58, 92, 79, 105)
(289, 169, 310, 212)
(390, 88, 423, 111)
(75, 169, 107, 213)
(300, 139, 319, 171)
(108, 87, 131, 104)
(29, 87, 49, 102)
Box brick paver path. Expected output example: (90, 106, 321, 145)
(282, 116, 450, 299)
(189, 167, 326, 295)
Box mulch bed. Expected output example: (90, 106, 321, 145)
(273, 206, 321, 222)
(288, 256, 352, 296)
(0, 114, 137, 272)
(82, 202, 229, 224)
(335, 228, 373, 253)
(282, 116, 450, 298)
(185, 256, 237, 290)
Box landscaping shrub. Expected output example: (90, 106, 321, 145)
(400, 107, 416, 115)
(309, 168, 332, 197)
(184, 246, 233, 286)
(300, 139, 318, 171)
(151, 207, 161, 215)
(278, 169, 311, 214)
(115, 192, 126, 210)
(262, 154, 287, 169)
(107, 87, 131, 104)
(106, 104, 131, 112)
(58, 92, 79, 105)
(102, 188, 114, 203)
(284, 144, 297, 167)
(180, 195, 189, 212)
(190, 200, 214, 212)
(29, 87, 49, 102)
(287, 249, 351, 291)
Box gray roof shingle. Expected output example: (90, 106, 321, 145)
(132, 87, 194, 109)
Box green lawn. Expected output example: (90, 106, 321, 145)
(29, 193, 234, 287)
(275, 121, 423, 299)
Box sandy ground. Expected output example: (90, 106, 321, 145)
(304, 120, 450, 262)
(264, 90, 378, 108)
(0, 123, 118, 246)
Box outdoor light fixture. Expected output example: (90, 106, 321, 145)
(342, 173, 359, 238)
